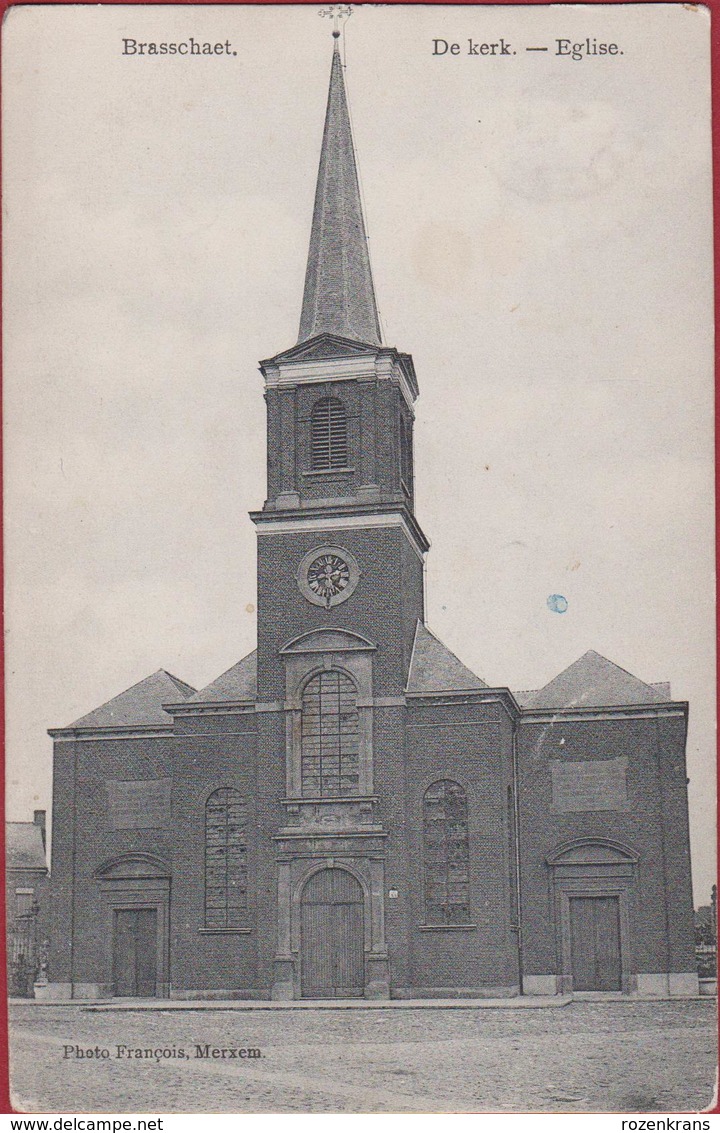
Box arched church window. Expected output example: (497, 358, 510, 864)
(204, 788, 247, 929)
(311, 397, 348, 470)
(301, 670, 359, 797)
(423, 780, 470, 925)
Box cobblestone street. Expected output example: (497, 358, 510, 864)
(8, 999, 717, 1114)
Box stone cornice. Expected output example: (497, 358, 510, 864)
(406, 687, 521, 722)
(518, 700, 689, 723)
(259, 346, 419, 411)
(274, 830, 388, 842)
(162, 700, 256, 716)
(48, 724, 173, 742)
(250, 502, 430, 558)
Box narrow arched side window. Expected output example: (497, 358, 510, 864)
(205, 788, 247, 929)
(423, 780, 470, 925)
(311, 397, 348, 470)
(301, 671, 359, 797)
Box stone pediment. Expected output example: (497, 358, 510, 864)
(546, 838, 638, 866)
(263, 333, 379, 366)
(94, 853, 170, 880)
(280, 628, 377, 655)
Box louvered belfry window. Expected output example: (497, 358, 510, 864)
(204, 788, 248, 929)
(423, 780, 470, 925)
(311, 397, 348, 470)
(301, 671, 360, 797)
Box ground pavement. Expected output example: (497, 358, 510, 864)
(8, 999, 717, 1114)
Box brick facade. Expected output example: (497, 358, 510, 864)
(517, 708, 696, 996)
(45, 657, 697, 1000)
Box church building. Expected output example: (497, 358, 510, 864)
(45, 38, 698, 1001)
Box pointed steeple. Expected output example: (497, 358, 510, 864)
(298, 37, 381, 346)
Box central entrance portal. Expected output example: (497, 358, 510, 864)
(301, 868, 365, 998)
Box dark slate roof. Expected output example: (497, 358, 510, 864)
(407, 622, 487, 693)
(520, 650, 670, 710)
(6, 822, 47, 871)
(513, 690, 539, 708)
(298, 41, 381, 347)
(651, 681, 671, 699)
(187, 650, 257, 703)
(67, 669, 196, 728)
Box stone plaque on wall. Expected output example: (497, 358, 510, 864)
(550, 758, 628, 813)
(106, 778, 172, 830)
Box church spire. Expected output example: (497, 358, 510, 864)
(298, 36, 382, 346)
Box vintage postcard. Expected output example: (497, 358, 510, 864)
(3, 2, 716, 1115)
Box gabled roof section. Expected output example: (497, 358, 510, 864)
(522, 650, 669, 710)
(188, 650, 257, 703)
(67, 669, 196, 729)
(6, 823, 48, 871)
(407, 622, 487, 694)
(298, 41, 381, 347)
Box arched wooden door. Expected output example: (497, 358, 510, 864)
(301, 868, 365, 998)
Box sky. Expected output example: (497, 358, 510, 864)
(3, 3, 715, 900)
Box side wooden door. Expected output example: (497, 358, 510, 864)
(569, 895, 622, 991)
(112, 908, 157, 997)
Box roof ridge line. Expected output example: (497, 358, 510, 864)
(420, 620, 488, 684)
(160, 669, 197, 697)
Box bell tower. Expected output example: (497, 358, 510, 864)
(251, 33, 428, 999)
(251, 34, 429, 703)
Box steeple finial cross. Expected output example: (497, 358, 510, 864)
(318, 5, 352, 37)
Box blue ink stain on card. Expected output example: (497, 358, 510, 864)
(547, 594, 568, 613)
